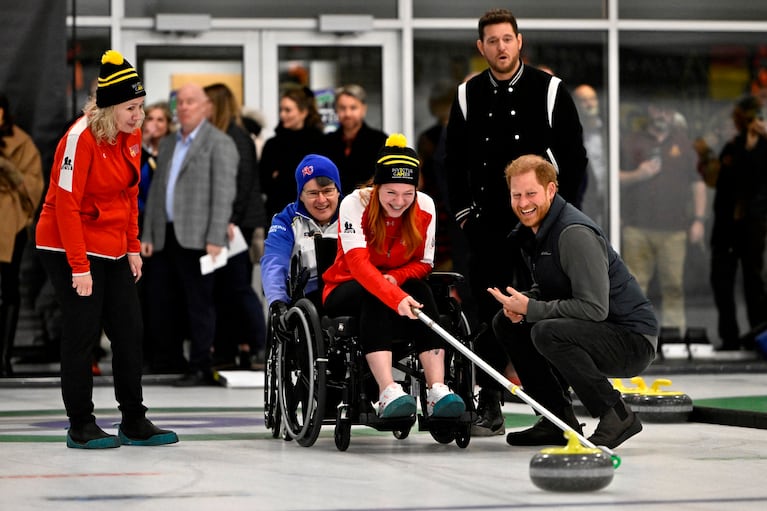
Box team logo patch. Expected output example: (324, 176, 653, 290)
(302, 165, 314, 177)
(129, 144, 139, 157)
(58, 156, 74, 192)
(343, 221, 355, 233)
(390, 167, 414, 180)
(61, 156, 73, 174)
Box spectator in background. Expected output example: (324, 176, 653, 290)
(0, 92, 44, 377)
(619, 100, 706, 339)
(444, 8, 588, 437)
(137, 101, 174, 370)
(260, 85, 324, 220)
(141, 82, 238, 386)
(204, 83, 267, 369)
(573, 84, 608, 230)
(417, 79, 458, 271)
(710, 95, 767, 352)
(139, 101, 173, 232)
(35, 50, 177, 448)
(321, 84, 387, 195)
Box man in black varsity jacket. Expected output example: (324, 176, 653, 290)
(445, 8, 588, 436)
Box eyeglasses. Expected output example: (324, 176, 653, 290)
(303, 187, 338, 199)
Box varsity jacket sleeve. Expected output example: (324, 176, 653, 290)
(525, 225, 609, 322)
(550, 86, 589, 206)
(337, 192, 408, 311)
(261, 205, 296, 306)
(444, 89, 474, 225)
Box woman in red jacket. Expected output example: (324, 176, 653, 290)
(36, 50, 177, 449)
(322, 134, 465, 419)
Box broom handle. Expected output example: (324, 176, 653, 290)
(414, 309, 615, 456)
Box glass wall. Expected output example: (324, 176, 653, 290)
(53, 1, 767, 355)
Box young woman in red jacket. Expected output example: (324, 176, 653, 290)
(322, 134, 465, 419)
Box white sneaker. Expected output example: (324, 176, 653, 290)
(427, 383, 466, 418)
(378, 383, 416, 418)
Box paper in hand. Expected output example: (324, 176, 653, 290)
(200, 247, 229, 275)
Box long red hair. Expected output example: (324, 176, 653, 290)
(365, 185, 423, 259)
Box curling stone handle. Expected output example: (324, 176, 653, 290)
(413, 308, 616, 458)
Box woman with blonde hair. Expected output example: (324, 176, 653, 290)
(36, 50, 177, 448)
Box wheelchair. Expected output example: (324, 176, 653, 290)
(263, 234, 477, 451)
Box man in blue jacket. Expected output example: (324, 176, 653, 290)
(261, 154, 342, 316)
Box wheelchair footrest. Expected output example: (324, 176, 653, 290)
(355, 412, 417, 431)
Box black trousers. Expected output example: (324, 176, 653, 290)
(710, 218, 767, 344)
(38, 250, 146, 427)
(492, 313, 655, 418)
(146, 223, 216, 373)
(214, 250, 266, 358)
(324, 278, 445, 355)
(1, 229, 27, 306)
(461, 216, 526, 391)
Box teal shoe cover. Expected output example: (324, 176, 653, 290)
(430, 394, 466, 418)
(380, 394, 417, 418)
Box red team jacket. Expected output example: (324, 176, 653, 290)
(36, 116, 142, 276)
(321, 188, 437, 311)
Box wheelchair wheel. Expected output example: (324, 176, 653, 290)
(334, 415, 352, 451)
(393, 426, 411, 440)
(429, 427, 456, 444)
(277, 298, 327, 447)
(455, 425, 471, 448)
(264, 314, 281, 437)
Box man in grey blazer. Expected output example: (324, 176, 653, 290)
(141, 82, 238, 386)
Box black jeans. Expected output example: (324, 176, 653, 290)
(145, 224, 216, 373)
(324, 278, 445, 355)
(38, 250, 146, 426)
(492, 313, 655, 418)
(710, 218, 767, 344)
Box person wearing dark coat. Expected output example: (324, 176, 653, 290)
(260, 85, 324, 220)
(320, 84, 387, 195)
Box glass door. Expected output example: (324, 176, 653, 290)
(260, 30, 400, 137)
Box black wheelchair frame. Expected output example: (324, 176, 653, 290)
(263, 233, 477, 450)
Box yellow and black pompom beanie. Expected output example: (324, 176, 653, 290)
(373, 133, 420, 186)
(96, 50, 146, 108)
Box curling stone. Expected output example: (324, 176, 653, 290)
(620, 376, 693, 423)
(529, 431, 617, 492)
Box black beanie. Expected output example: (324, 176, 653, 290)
(96, 50, 146, 108)
(373, 133, 420, 186)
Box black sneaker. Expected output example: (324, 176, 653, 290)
(506, 407, 582, 446)
(588, 398, 642, 449)
(66, 422, 120, 449)
(118, 417, 179, 446)
(471, 389, 505, 436)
